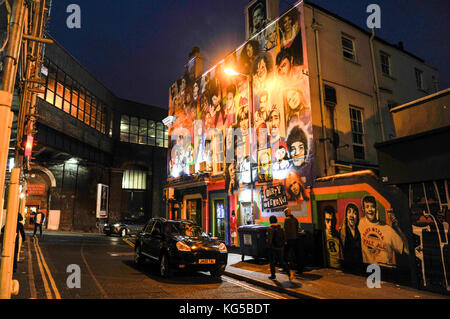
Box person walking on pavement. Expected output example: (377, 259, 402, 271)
(284, 207, 299, 280)
(267, 215, 290, 280)
(33, 210, 45, 238)
(14, 213, 26, 273)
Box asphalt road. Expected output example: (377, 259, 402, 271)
(13, 231, 293, 300)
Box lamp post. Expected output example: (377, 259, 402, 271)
(224, 68, 256, 223)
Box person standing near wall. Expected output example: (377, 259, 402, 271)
(267, 215, 290, 280)
(33, 210, 45, 238)
(284, 208, 299, 280)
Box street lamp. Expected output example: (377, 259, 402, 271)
(224, 67, 256, 223)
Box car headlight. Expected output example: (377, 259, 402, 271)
(176, 241, 191, 252)
(104, 224, 108, 227)
(113, 223, 120, 227)
(218, 243, 227, 253)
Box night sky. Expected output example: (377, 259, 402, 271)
(47, 0, 449, 109)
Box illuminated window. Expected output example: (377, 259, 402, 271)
(349, 106, 365, 160)
(40, 59, 109, 135)
(122, 170, 147, 190)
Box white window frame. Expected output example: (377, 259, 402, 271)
(341, 34, 356, 62)
(349, 106, 366, 160)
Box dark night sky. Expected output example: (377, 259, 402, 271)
(48, 0, 449, 109)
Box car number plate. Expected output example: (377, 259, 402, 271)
(198, 259, 215, 264)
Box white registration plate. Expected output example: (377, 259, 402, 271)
(198, 259, 215, 264)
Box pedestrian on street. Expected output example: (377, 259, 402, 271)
(14, 213, 26, 273)
(283, 207, 299, 280)
(33, 210, 46, 238)
(267, 215, 290, 280)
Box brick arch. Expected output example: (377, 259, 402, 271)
(29, 165, 56, 188)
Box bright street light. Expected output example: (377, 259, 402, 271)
(224, 68, 244, 77)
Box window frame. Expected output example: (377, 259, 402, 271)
(341, 34, 356, 62)
(349, 106, 366, 160)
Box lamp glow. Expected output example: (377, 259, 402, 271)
(224, 68, 240, 76)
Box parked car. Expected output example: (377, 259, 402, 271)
(134, 218, 228, 278)
(103, 216, 148, 237)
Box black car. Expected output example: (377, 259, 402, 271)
(134, 218, 228, 278)
(103, 216, 148, 237)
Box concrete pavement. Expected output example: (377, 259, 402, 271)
(224, 250, 450, 299)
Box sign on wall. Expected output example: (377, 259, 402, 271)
(96, 184, 108, 219)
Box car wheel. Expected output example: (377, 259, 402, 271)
(160, 253, 172, 278)
(120, 228, 127, 237)
(134, 245, 144, 266)
(210, 266, 225, 278)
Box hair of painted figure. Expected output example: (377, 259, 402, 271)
(287, 125, 308, 167)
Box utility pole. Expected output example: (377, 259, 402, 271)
(0, 0, 51, 298)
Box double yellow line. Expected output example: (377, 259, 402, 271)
(32, 237, 61, 299)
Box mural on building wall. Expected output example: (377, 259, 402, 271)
(409, 180, 450, 293)
(167, 3, 312, 240)
(318, 191, 410, 271)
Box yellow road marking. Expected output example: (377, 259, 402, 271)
(26, 237, 37, 299)
(32, 238, 53, 299)
(34, 238, 61, 299)
(122, 238, 135, 248)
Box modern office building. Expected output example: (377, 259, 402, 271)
(19, 36, 168, 231)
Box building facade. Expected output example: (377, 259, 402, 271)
(20, 37, 168, 231)
(165, 0, 442, 288)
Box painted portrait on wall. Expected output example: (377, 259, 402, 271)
(247, 0, 268, 36)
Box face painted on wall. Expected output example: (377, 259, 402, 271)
(283, 16, 293, 36)
(290, 141, 305, 166)
(252, 6, 265, 31)
(346, 206, 358, 228)
(363, 201, 377, 223)
(325, 212, 335, 236)
(257, 58, 267, 79)
(287, 89, 301, 110)
(278, 57, 291, 77)
(268, 109, 280, 138)
(246, 43, 254, 58)
(259, 94, 268, 112)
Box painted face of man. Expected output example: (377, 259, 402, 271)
(212, 95, 220, 107)
(287, 90, 301, 110)
(257, 58, 267, 79)
(278, 58, 291, 77)
(253, 7, 264, 31)
(268, 110, 280, 138)
(347, 206, 358, 228)
(259, 94, 268, 112)
(324, 212, 335, 236)
(246, 44, 254, 58)
(283, 16, 292, 35)
(290, 141, 305, 166)
(363, 201, 377, 223)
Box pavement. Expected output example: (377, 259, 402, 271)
(223, 248, 450, 299)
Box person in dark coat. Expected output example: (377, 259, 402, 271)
(14, 213, 26, 273)
(267, 215, 290, 280)
(33, 210, 45, 238)
(283, 208, 299, 280)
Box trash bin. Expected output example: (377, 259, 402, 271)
(295, 230, 308, 272)
(238, 224, 269, 261)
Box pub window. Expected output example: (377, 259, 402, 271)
(415, 68, 424, 90)
(380, 51, 391, 76)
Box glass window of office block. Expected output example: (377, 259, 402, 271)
(120, 115, 130, 142)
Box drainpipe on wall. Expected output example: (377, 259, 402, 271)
(369, 28, 385, 142)
(312, 8, 329, 176)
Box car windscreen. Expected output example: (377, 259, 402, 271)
(166, 222, 208, 238)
